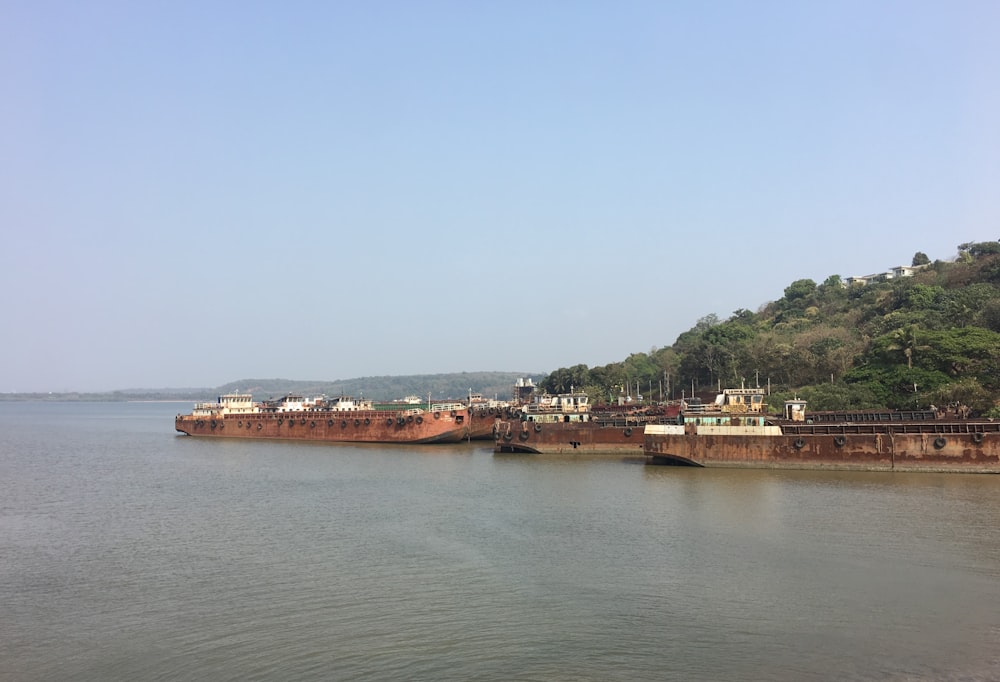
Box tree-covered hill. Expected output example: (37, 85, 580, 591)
(539, 241, 1000, 417)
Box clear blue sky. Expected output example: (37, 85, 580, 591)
(2, 1, 998, 392)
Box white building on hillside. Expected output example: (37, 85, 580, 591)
(843, 263, 928, 287)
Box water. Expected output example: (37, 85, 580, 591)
(2, 402, 999, 681)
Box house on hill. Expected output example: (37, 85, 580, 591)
(844, 263, 928, 287)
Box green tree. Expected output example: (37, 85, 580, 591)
(902, 284, 944, 312)
(919, 327, 1000, 388)
(882, 325, 930, 369)
(912, 251, 930, 266)
(843, 365, 951, 409)
(797, 382, 880, 411)
(981, 300, 1000, 333)
(784, 278, 817, 302)
(778, 279, 819, 320)
(926, 378, 994, 415)
(814, 275, 848, 313)
(943, 283, 996, 328)
(622, 352, 658, 383)
(959, 241, 1000, 258)
(540, 364, 592, 394)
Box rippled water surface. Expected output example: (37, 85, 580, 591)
(2, 402, 1000, 681)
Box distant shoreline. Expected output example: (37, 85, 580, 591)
(0, 395, 207, 403)
(0, 372, 539, 404)
(128, 400, 195, 403)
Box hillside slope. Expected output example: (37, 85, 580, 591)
(539, 242, 1000, 416)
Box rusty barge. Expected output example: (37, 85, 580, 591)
(175, 393, 470, 444)
(494, 390, 678, 455)
(644, 388, 1000, 473)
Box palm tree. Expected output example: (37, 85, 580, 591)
(885, 325, 929, 369)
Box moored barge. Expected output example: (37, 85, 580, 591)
(494, 390, 677, 455)
(175, 393, 470, 444)
(644, 388, 1000, 473)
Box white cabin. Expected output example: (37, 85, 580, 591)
(192, 392, 260, 416)
(327, 396, 374, 411)
(270, 395, 320, 412)
(520, 392, 591, 423)
(525, 392, 589, 414)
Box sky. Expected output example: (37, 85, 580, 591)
(2, 1, 999, 392)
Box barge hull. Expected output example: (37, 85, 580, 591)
(494, 420, 646, 455)
(176, 409, 469, 445)
(644, 428, 1000, 473)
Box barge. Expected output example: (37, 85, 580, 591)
(175, 393, 470, 444)
(644, 388, 1000, 473)
(494, 391, 677, 455)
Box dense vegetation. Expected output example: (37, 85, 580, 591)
(539, 241, 1000, 417)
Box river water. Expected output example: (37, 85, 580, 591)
(2, 401, 999, 681)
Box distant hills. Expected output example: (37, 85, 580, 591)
(9, 242, 1000, 415)
(211, 373, 538, 403)
(0, 372, 542, 403)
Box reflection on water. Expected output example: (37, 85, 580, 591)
(2, 402, 999, 681)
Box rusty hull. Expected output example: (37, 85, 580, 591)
(176, 408, 469, 444)
(645, 423, 1000, 472)
(493, 419, 645, 455)
(468, 407, 502, 440)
